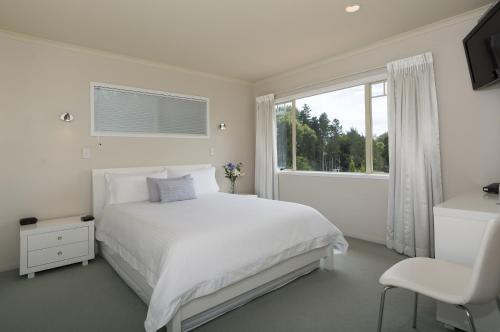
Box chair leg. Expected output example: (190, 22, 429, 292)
(456, 305, 477, 332)
(377, 286, 394, 332)
(412, 293, 418, 329)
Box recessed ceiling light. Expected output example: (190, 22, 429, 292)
(345, 4, 360, 13)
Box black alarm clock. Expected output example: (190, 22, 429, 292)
(19, 217, 38, 226)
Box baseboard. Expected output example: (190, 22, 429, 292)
(344, 232, 385, 245)
(0, 262, 19, 273)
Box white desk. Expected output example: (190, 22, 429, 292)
(434, 192, 500, 331)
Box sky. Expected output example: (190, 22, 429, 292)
(295, 83, 388, 137)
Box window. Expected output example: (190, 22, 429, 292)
(276, 102, 293, 170)
(371, 82, 389, 173)
(275, 78, 388, 174)
(91, 83, 209, 138)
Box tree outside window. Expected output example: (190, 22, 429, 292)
(275, 80, 388, 174)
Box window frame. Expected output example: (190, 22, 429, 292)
(90, 82, 210, 139)
(275, 73, 388, 175)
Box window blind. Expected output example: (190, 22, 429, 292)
(92, 84, 209, 137)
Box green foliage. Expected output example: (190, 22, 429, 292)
(276, 105, 293, 169)
(297, 156, 313, 170)
(348, 157, 356, 172)
(373, 132, 389, 172)
(276, 103, 389, 173)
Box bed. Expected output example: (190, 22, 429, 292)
(92, 165, 348, 332)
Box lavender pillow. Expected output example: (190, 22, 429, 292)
(158, 176, 197, 203)
(147, 175, 191, 202)
(146, 177, 163, 202)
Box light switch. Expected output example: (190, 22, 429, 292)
(82, 147, 91, 159)
(209, 147, 215, 156)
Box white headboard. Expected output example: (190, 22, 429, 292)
(92, 164, 211, 220)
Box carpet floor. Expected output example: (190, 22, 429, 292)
(0, 238, 450, 332)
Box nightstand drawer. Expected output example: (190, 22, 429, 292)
(27, 241, 89, 267)
(28, 227, 88, 251)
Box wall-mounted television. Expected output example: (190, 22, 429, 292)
(463, 1, 500, 90)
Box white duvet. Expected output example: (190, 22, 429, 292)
(96, 193, 348, 332)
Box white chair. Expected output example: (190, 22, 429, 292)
(377, 217, 500, 332)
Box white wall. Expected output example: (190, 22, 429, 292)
(0, 32, 255, 271)
(255, 8, 500, 243)
(279, 173, 388, 244)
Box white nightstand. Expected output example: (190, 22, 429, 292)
(19, 216, 95, 279)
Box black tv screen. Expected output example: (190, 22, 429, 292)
(463, 1, 500, 90)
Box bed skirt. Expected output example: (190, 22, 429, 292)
(99, 241, 323, 331)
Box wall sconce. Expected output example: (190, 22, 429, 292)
(60, 113, 74, 122)
(219, 122, 227, 131)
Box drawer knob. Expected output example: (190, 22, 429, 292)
(57, 251, 62, 256)
(57, 236, 62, 240)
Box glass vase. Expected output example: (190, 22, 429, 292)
(230, 181, 237, 194)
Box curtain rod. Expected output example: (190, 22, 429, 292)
(272, 64, 387, 99)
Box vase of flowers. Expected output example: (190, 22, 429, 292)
(223, 162, 244, 194)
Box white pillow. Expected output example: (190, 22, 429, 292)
(167, 167, 219, 196)
(105, 170, 167, 204)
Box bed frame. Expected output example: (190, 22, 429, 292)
(92, 165, 335, 332)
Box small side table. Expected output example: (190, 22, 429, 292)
(20, 216, 95, 279)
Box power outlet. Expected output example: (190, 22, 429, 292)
(82, 147, 91, 159)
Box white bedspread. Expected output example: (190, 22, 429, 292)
(96, 193, 348, 332)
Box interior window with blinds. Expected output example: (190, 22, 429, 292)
(92, 84, 209, 138)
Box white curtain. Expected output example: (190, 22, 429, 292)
(255, 94, 278, 199)
(386, 52, 443, 258)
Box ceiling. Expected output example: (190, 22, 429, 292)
(0, 0, 493, 82)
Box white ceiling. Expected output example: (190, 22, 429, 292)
(0, 0, 493, 82)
